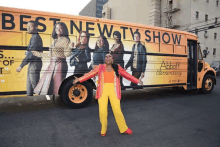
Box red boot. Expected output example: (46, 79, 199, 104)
(101, 132, 106, 136)
(124, 128, 133, 135)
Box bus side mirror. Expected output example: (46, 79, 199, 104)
(203, 50, 209, 58)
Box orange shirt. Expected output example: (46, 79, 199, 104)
(104, 70, 114, 83)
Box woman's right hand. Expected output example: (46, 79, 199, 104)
(69, 42, 75, 48)
(73, 77, 79, 84)
(138, 79, 143, 86)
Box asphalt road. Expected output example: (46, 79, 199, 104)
(0, 77, 220, 147)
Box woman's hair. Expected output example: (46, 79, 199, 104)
(113, 31, 122, 43)
(76, 31, 90, 49)
(112, 63, 119, 77)
(52, 22, 70, 40)
(28, 20, 38, 28)
(94, 35, 109, 52)
(134, 30, 141, 39)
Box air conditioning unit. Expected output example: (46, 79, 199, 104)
(204, 33, 209, 38)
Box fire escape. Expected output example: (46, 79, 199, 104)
(164, 1, 180, 29)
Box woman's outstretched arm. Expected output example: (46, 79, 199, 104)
(118, 65, 143, 85)
(73, 65, 100, 84)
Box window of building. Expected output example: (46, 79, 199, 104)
(196, 11, 199, 19)
(214, 33, 217, 39)
(204, 31, 208, 37)
(215, 17, 218, 23)
(97, 7, 102, 11)
(195, 28, 198, 35)
(97, 3, 103, 6)
(217, 0, 219, 6)
(205, 14, 208, 21)
(213, 48, 216, 55)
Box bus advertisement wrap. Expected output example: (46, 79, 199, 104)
(0, 9, 187, 95)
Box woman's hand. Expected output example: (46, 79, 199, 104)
(138, 79, 143, 86)
(140, 72, 145, 79)
(75, 57, 79, 62)
(69, 42, 75, 48)
(32, 51, 41, 57)
(73, 77, 79, 84)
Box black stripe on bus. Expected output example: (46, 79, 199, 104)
(124, 83, 186, 89)
(123, 51, 187, 57)
(0, 45, 49, 51)
(0, 91, 27, 95)
(1, 45, 187, 57)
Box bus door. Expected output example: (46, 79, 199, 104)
(187, 40, 198, 90)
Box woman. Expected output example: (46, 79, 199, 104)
(69, 31, 91, 74)
(110, 31, 125, 89)
(73, 54, 143, 136)
(32, 22, 71, 95)
(89, 35, 109, 70)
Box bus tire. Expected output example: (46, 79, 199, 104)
(201, 74, 215, 94)
(60, 79, 93, 109)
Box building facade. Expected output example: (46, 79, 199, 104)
(79, 0, 108, 18)
(80, 0, 220, 64)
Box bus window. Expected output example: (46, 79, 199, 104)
(198, 44, 203, 60)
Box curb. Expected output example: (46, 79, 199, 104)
(0, 95, 55, 108)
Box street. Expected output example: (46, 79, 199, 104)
(0, 77, 220, 147)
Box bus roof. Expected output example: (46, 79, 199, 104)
(0, 6, 197, 39)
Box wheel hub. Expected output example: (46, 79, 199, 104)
(205, 78, 212, 91)
(68, 84, 88, 104)
(72, 89, 81, 97)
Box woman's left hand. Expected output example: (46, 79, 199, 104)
(138, 79, 143, 86)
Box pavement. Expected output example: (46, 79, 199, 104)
(0, 76, 219, 110)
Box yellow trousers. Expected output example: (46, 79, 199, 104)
(98, 83, 128, 134)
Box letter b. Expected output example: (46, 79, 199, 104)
(2, 13, 15, 30)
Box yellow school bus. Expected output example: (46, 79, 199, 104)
(0, 6, 216, 108)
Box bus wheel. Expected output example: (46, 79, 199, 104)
(201, 74, 214, 94)
(60, 80, 93, 109)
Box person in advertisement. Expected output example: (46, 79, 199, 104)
(89, 35, 109, 70)
(110, 31, 125, 90)
(125, 30, 147, 88)
(16, 20, 43, 96)
(32, 22, 71, 95)
(73, 54, 143, 136)
(69, 31, 91, 74)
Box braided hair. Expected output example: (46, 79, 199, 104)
(111, 63, 119, 77)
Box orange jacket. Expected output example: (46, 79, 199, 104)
(79, 64, 139, 99)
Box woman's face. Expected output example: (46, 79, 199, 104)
(105, 54, 113, 65)
(113, 35, 119, 44)
(80, 32, 88, 45)
(97, 37, 104, 48)
(55, 24, 63, 36)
